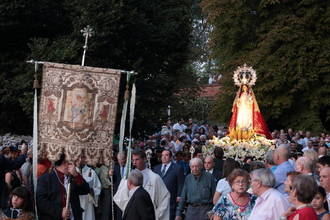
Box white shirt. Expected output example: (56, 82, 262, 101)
(79, 165, 102, 220)
(206, 168, 214, 174)
(248, 188, 290, 220)
(302, 146, 315, 152)
(216, 178, 231, 195)
(173, 123, 186, 132)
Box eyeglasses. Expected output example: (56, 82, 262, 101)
(233, 180, 248, 185)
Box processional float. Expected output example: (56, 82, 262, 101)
(207, 64, 275, 160)
(28, 25, 136, 220)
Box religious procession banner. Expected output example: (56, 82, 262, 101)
(38, 62, 121, 165)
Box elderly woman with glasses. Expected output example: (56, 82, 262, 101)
(211, 169, 256, 220)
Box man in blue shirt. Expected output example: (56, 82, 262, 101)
(273, 144, 294, 194)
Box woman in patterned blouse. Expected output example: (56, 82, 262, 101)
(212, 169, 256, 220)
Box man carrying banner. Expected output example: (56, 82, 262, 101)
(114, 150, 170, 220)
(36, 153, 90, 220)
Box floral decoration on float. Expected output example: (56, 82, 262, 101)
(206, 135, 275, 160)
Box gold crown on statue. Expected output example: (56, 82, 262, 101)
(233, 64, 257, 87)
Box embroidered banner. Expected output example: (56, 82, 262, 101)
(38, 62, 121, 165)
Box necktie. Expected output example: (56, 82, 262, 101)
(161, 164, 167, 177)
(121, 166, 124, 178)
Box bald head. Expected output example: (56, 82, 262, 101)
(274, 145, 290, 165)
(204, 156, 214, 171)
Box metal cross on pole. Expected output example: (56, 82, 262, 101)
(80, 25, 94, 66)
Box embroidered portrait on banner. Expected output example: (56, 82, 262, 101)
(38, 62, 121, 166)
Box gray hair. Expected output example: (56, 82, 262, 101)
(128, 170, 143, 186)
(117, 151, 127, 159)
(265, 150, 276, 165)
(297, 156, 314, 172)
(275, 144, 290, 160)
(303, 150, 318, 163)
(292, 174, 317, 203)
(190, 157, 203, 167)
(251, 168, 276, 188)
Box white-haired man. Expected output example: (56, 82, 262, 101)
(114, 150, 170, 220)
(249, 168, 290, 220)
(175, 158, 216, 220)
(122, 170, 155, 220)
(295, 156, 319, 183)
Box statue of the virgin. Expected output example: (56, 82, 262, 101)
(228, 64, 272, 140)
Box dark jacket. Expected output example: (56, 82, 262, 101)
(113, 164, 125, 193)
(122, 187, 155, 220)
(36, 169, 90, 220)
(204, 168, 222, 182)
(153, 162, 184, 220)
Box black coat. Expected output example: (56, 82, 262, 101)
(153, 163, 184, 220)
(122, 187, 155, 220)
(214, 158, 224, 176)
(36, 169, 90, 220)
(211, 169, 222, 182)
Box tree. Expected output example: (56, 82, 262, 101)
(0, 0, 195, 134)
(202, 0, 330, 132)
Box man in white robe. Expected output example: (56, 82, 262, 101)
(114, 150, 170, 220)
(78, 156, 102, 220)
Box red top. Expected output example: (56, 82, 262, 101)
(288, 207, 317, 220)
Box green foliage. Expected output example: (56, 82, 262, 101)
(170, 87, 210, 123)
(0, 0, 195, 134)
(202, 0, 330, 132)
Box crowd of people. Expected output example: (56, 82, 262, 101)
(0, 118, 330, 220)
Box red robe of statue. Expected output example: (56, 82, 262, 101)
(228, 85, 272, 140)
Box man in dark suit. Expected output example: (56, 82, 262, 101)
(204, 155, 222, 182)
(153, 150, 184, 220)
(37, 153, 90, 220)
(123, 170, 155, 220)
